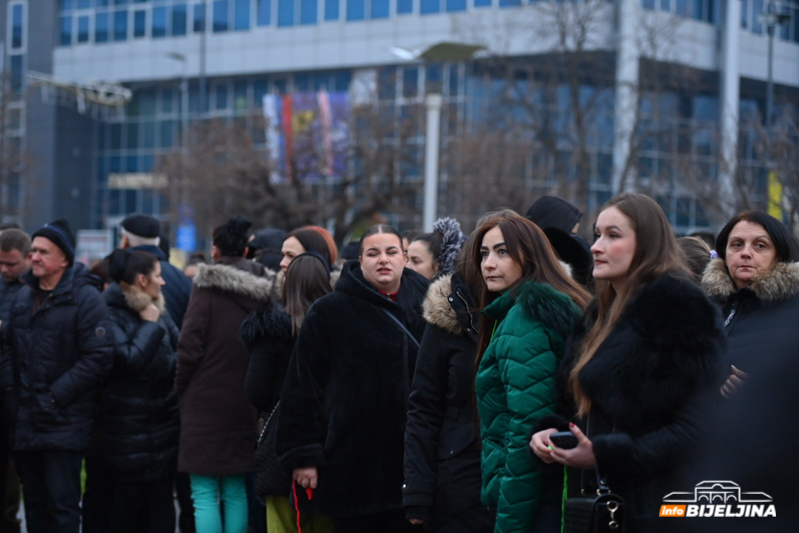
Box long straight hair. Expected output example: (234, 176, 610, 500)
(569, 193, 691, 417)
(282, 254, 332, 335)
(472, 215, 592, 369)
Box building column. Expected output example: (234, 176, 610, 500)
(719, 0, 741, 212)
(611, 0, 640, 195)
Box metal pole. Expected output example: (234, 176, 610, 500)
(766, 2, 774, 129)
(423, 93, 442, 232)
(199, 0, 207, 117)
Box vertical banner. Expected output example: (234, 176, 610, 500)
(318, 91, 333, 177)
(282, 95, 294, 181)
(263, 94, 283, 183)
(768, 170, 782, 221)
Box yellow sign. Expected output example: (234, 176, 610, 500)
(768, 171, 782, 220)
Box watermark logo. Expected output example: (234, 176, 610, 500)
(660, 481, 776, 518)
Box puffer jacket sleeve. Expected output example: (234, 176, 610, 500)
(492, 326, 559, 533)
(111, 317, 166, 375)
(403, 323, 449, 519)
(0, 308, 16, 389)
(275, 306, 330, 472)
(49, 286, 114, 406)
(176, 287, 210, 396)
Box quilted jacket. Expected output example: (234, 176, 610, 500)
(475, 281, 581, 533)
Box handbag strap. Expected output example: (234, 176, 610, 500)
(256, 400, 280, 446)
(578, 414, 612, 495)
(380, 308, 420, 349)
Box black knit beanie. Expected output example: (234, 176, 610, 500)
(32, 219, 76, 266)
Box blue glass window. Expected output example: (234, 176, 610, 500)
(60, 16, 73, 46)
(660, 0, 670, 10)
(78, 15, 90, 42)
(334, 71, 351, 91)
(234, 82, 248, 110)
(214, 0, 230, 32)
(160, 121, 175, 148)
(420, 0, 439, 14)
(741, 0, 748, 28)
(675, 0, 689, 17)
(115, 0, 128, 5)
(95, 13, 109, 42)
(371, 0, 388, 18)
(301, 0, 317, 23)
(142, 122, 156, 149)
(215, 85, 228, 110)
(347, 0, 365, 20)
(446, 0, 465, 11)
(397, 0, 412, 13)
(11, 5, 23, 49)
(294, 74, 309, 92)
(134, 10, 146, 37)
(257, 0, 271, 24)
(10, 55, 23, 94)
(325, 0, 339, 19)
(403, 67, 418, 97)
(278, 0, 294, 26)
(60, 0, 74, 11)
(642, 0, 655, 8)
(499, 0, 519, 7)
(114, 9, 128, 41)
(153, 6, 167, 37)
(235, 0, 251, 29)
(253, 79, 268, 106)
(97, 0, 110, 6)
(752, 0, 763, 33)
(194, 3, 206, 31)
(161, 88, 174, 113)
(474, 0, 491, 7)
(173, 4, 188, 35)
(77, 0, 91, 7)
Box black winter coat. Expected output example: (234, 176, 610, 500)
(0, 264, 114, 451)
(537, 274, 726, 532)
(702, 258, 799, 373)
(403, 273, 495, 533)
(0, 277, 24, 328)
(131, 245, 192, 330)
(276, 261, 429, 517)
(103, 283, 180, 483)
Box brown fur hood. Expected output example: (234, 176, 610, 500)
(702, 258, 799, 303)
(119, 283, 167, 314)
(193, 263, 275, 303)
(422, 274, 462, 335)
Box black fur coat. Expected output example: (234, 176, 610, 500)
(276, 261, 429, 517)
(538, 274, 726, 530)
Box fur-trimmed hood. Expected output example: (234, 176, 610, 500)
(422, 273, 477, 339)
(193, 261, 274, 303)
(105, 282, 166, 315)
(702, 258, 799, 303)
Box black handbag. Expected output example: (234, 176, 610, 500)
(564, 417, 625, 533)
(253, 401, 291, 503)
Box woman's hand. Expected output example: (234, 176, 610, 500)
(549, 423, 596, 469)
(530, 428, 559, 463)
(293, 467, 318, 489)
(721, 365, 748, 399)
(139, 303, 160, 322)
(409, 519, 424, 525)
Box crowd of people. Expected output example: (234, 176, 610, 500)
(0, 192, 793, 533)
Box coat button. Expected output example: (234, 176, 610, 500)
(448, 297, 453, 302)
(402, 484, 406, 489)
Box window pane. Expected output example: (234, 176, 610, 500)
(403, 67, 418, 97)
(12, 5, 23, 49)
(325, 0, 339, 19)
(160, 120, 175, 148)
(301, 0, 317, 23)
(114, 9, 128, 41)
(278, 0, 294, 25)
(256, 0, 271, 24)
(142, 122, 156, 149)
(253, 79, 268, 106)
(234, 82, 248, 110)
(215, 85, 228, 110)
(134, 10, 146, 37)
(153, 6, 167, 37)
(446, 0, 464, 11)
(78, 0, 91, 7)
(499, 0, 520, 7)
(371, 0, 388, 18)
(194, 3, 206, 31)
(95, 13, 108, 42)
(642, 0, 655, 9)
(78, 15, 90, 42)
(60, 16, 73, 46)
(61, 0, 74, 11)
(474, 0, 490, 7)
(173, 4, 187, 35)
(235, 0, 251, 29)
(161, 88, 174, 113)
(397, 0, 412, 13)
(127, 123, 139, 149)
(420, 0, 439, 14)
(675, 0, 689, 17)
(347, 0, 365, 20)
(214, 0, 229, 32)
(10, 56, 24, 94)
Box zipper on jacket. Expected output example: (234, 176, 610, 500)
(455, 289, 478, 334)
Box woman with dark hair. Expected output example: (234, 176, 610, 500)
(406, 218, 466, 281)
(241, 253, 335, 533)
(702, 210, 799, 398)
(103, 249, 180, 533)
(176, 216, 275, 533)
(530, 193, 726, 532)
(472, 215, 590, 533)
(403, 213, 508, 532)
(279, 226, 336, 275)
(276, 224, 429, 533)
(678, 236, 712, 284)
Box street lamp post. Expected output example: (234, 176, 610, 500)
(759, 1, 790, 128)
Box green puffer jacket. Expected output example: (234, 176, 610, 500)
(475, 281, 582, 533)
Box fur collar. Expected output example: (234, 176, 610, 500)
(193, 263, 274, 302)
(119, 283, 166, 314)
(702, 258, 799, 303)
(423, 274, 461, 334)
(485, 280, 581, 341)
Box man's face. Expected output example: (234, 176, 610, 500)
(0, 248, 28, 283)
(30, 237, 68, 281)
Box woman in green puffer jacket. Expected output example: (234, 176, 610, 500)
(473, 215, 591, 533)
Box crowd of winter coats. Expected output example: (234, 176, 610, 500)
(0, 192, 797, 533)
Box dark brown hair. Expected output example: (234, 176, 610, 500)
(283, 254, 333, 335)
(715, 211, 799, 264)
(287, 227, 333, 267)
(678, 236, 711, 284)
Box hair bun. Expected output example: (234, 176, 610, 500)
(108, 249, 131, 283)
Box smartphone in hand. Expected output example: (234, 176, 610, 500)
(549, 431, 578, 450)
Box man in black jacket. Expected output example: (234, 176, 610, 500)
(0, 219, 114, 533)
(119, 214, 191, 329)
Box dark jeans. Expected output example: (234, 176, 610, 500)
(82, 455, 115, 533)
(16, 450, 82, 533)
(110, 479, 176, 533)
(333, 510, 418, 533)
(175, 471, 195, 533)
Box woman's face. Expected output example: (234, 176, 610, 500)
(140, 262, 165, 300)
(480, 226, 523, 293)
(406, 240, 438, 281)
(725, 220, 778, 289)
(591, 207, 637, 290)
(360, 233, 405, 294)
(280, 236, 306, 275)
